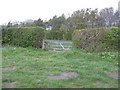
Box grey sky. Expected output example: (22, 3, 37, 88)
(0, 0, 119, 25)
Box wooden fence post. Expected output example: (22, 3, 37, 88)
(42, 39, 45, 49)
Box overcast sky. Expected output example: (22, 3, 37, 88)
(0, 0, 119, 25)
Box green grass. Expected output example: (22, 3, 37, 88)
(2, 45, 118, 88)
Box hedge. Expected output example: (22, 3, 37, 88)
(105, 27, 120, 48)
(45, 30, 64, 40)
(2, 27, 45, 48)
(45, 30, 73, 40)
(72, 27, 119, 52)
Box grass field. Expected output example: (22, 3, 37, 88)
(2, 45, 118, 88)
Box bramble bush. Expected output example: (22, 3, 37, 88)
(2, 27, 45, 48)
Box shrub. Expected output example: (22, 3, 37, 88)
(45, 29, 73, 40)
(63, 30, 73, 40)
(45, 30, 63, 40)
(98, 52, 118, 60)
(2, 27, 45, 48)
(105, 27, 120, 50)
(72, 27, 119, 52)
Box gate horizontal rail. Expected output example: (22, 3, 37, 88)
(43, 40, 72, 52)
(44, 41, 72, 44)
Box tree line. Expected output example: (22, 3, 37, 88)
(2, 7, 120, 40)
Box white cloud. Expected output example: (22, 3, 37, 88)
(0, 0, 119, 25)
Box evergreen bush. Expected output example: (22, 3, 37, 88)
(2, 27, 45, 48)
